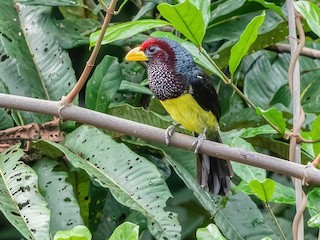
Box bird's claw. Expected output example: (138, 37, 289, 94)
(192, 133, 206, 154)
(165, 124, 180, 145)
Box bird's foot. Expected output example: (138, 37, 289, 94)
(192, 128, 207, 154)
(165, 123, 181, 145)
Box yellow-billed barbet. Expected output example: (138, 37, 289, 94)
(125, 37, 233, 195)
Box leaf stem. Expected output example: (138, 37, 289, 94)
(266, 203, 287, 240)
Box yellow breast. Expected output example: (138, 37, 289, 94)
(160, 93, 218, 134)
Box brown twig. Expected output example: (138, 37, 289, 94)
(61, 0, 119, 105)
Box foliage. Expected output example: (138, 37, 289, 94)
(0, 0, 320, 239)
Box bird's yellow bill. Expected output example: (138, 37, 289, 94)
(125, 47, 148, 61)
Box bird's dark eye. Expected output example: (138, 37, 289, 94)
(146, 46, 158, 55)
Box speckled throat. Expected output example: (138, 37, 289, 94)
(147, 60, 190, 101)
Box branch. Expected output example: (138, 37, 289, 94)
(1, 93, 320, 185)
(268, 43, 320, 59)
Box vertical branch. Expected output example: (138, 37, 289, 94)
(286, 1, 306, 239)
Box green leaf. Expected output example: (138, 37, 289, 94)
(311, 115, 320, 156)
(240, 125, 278, 138)
(271, 182, 295, 205)
(0, 108, 14, 130)
(150, 31, 223, 79)
(157, 1, 205, 46)
(85, 55, 122, 112)
(119, 81, 152, 95)
(33, 159, 84, 236)
(237, 180, 295, 205)
(0, 145, 50, 239)
(307, 187, 320, 219)
(294, 1, 320, 38)
(38, 126, 182, 240)
(229, 11, 265, 75)
(182, 0, 211, 28)
(248, 0, 283, 17)
(196, 223, 226, 240)
(109, 222, 139, 240)
(215, 191, 279, 239)
(17, 3, 77, 102)
(53, 225, 92, 240)
(248, 179, 275, 203)
(307, 213, 320, 228)
(54, 18, 101, 49)
(221, 132, 266, 182)
(256, 107, 286, 134)
(15, 0, 82, 6)
(307, 187, 320, 227)
(0, 2, 51, 124)
(90, 19, 170, 48)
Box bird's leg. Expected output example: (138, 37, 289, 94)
(165, 123, 181, 145)
(192, 127, 207, 154)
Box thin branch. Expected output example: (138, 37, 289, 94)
(286, 0, 306, 237)
(62, 0, 119, 105)
(1, 93, 320, 185)
(268, 43, 320, 59)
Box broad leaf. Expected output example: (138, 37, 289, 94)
(196, 223, 226, 240)
(256, 107, 286, 134)
(0, 108, 14, 130)
(86, 55, 122, 112)
(90, 20, 170, 48)
(248, 179, 275, 203)
(294, 1, 320, 38)
(54, 225, 92, 240)
(307, 187, 320, 227)
(229, 11, 265, 75)
(0, 2, 51, 124)
(33, 159, 84, 236)
(180, 0, 211, 29)
(236, 180, 295, 205)
(157, 1, 205, 46)
(109, 222, 139, 240)
(0, 145, 50, 239)
(215, 191, 279, 239)
(39, 126, 182, 240)
(17, 3, 77, 102)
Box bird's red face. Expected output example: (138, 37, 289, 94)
(125, 38, 175, 63)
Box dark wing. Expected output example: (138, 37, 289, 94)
(188, 72, 221, 120)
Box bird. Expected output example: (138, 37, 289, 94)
(125, 37, 233, 195)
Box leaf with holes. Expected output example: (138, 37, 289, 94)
(36, 126, 181, 240)
(0, 145, 50, 239)
(17, 3, 77, 102)
(33, 159, 84, 236)
(158, 1, 205, 46)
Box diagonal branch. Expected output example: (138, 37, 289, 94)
(1, 93, 320, 185)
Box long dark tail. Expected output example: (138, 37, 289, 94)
(196, 132, 233, 195)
